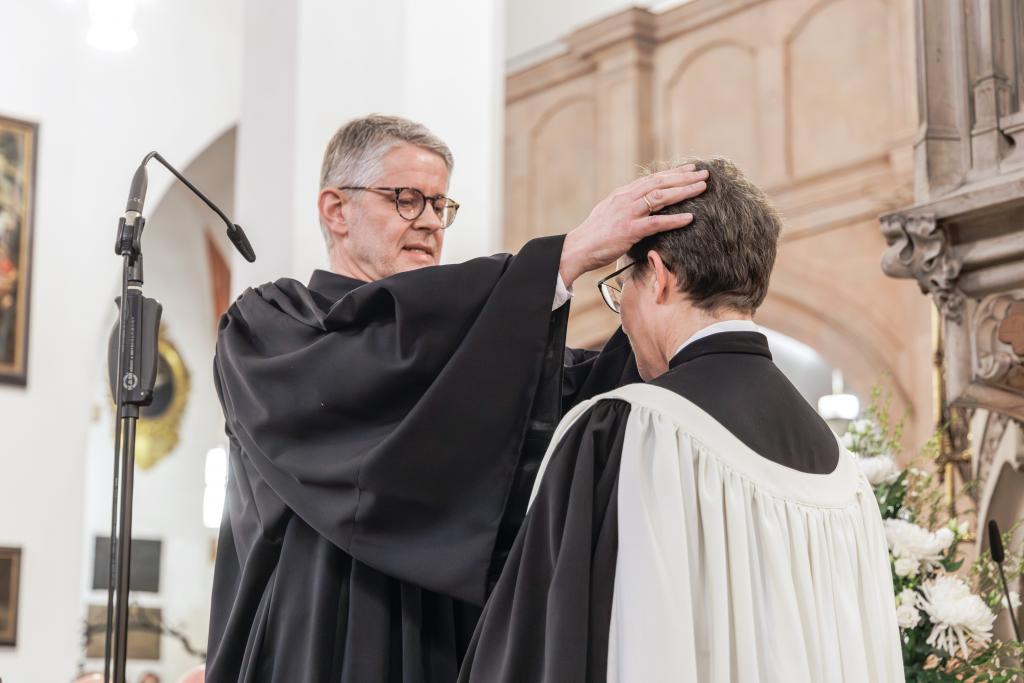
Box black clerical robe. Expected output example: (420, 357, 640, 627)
(457, 332, 904, 683)
(206, 235, 637, 683)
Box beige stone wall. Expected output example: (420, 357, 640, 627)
(505, 0, 935, 450)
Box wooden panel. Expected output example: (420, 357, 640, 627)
(528, 97, 599, 246)
(664, 43, 761, 178)
(787, 0, 892, 177)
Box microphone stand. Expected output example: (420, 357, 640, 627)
(988, 520, 1022, 642)
(103, 152, 255, 683)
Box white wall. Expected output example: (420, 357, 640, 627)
(0, 1, 242, 680)
(2, 1, 506, 678)
(234, 0, 506, 295)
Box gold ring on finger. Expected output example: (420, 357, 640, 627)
(643, 194, 654, 212)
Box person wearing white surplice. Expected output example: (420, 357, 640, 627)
(458, 157, 904, 683)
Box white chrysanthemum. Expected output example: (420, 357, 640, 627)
(884, 519, 955, 568)
(918, 575, 995, 659)
(855, 455, 899, 486)
(896, 602, 922, 630)
(897, 588, 918, 606)
(894, 557, 919, 578)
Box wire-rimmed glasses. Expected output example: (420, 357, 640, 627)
(597, 261, 636, 314)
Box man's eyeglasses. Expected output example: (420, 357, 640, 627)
(597, 261, 636, 314)
(339, 186, 460, 229)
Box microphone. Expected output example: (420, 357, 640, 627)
(988, 519, 1022, 641)
(228, 223, 256, 263)
(121, 151, 256, 262)
(124, 164, 148, 222)
(990, 519, 1006, 563)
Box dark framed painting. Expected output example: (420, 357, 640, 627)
(0, 547, 21, 646)
(85, 604, 161, 660)
(92, 536, 162, 593)
(0, 115, 37, 387)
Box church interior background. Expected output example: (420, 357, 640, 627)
(0, 0, 1022, 680)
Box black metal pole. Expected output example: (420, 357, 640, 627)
(112, 414, 138, 683)
(106, 224, 156, 683)
(104, 256, 131, 683)
(997, 562, 1022, 641)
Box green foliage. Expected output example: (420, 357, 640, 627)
(875, 469, 909, 519)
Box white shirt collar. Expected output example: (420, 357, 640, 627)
(672, 320, 760, 359)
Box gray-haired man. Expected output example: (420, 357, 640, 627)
(205, 114, 707, 683)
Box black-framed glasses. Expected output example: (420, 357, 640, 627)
(597, 261, 636, 314)
(339, 186, 460, 229)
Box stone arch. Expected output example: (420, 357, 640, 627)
(757, 282, 915, 433)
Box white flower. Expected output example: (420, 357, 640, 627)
(1002, 591, 1021, 611)
(884, 519, 955, 568)
(896, 602, 922, 630)
(897, 588, 918, 606)
(840, 432, 855, 449)
(894, 557, 920, 578)
(855, 455, 899, 486)
(918, 575, 995, 659)
(850, 419, 874, 434)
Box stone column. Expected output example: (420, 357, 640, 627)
(911, 0, 971, 202)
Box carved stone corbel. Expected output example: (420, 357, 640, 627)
(974, 293, 1024, 387)
(880, 213, 965, 322)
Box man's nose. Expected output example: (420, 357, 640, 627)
(415, 202, 444, 231)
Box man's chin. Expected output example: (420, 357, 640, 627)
(394, 252, 440, 273)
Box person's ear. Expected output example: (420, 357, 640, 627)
(318, 187, 352, 240)
(647, 250, 675, 304)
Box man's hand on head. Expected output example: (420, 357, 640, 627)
(558, 165, 708, 287)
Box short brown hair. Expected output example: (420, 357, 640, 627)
(627, 157, 781, 313)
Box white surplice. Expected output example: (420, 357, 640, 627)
(529, 383, 905, 683)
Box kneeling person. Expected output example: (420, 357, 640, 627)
(457, 158, 903, 683)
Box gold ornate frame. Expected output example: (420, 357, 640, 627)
(110, 328, 191, 469)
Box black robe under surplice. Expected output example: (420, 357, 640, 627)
(457, 332, 841, 683)
(205, 235, 638, 683)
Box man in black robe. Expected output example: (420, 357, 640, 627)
(458, 157, 902, 682)
(205, 114, 709, 682)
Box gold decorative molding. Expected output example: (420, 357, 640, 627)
(109, 327, 191, 470)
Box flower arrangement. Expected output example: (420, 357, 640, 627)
(843, 390, 1024, 681)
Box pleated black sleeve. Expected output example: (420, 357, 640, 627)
(457, 398, 630, 683)
(207, 235, 577, 683)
